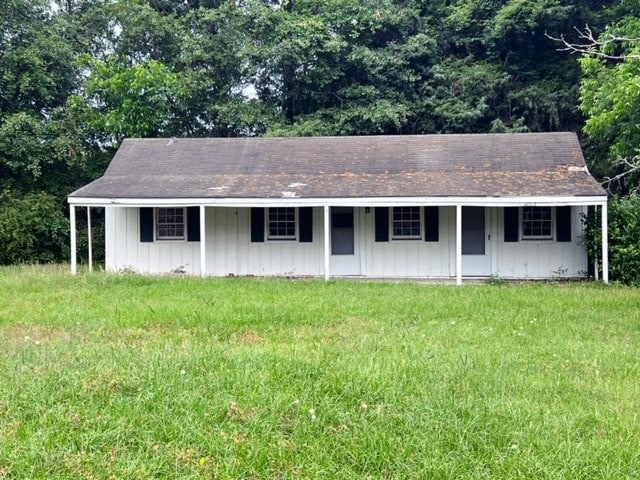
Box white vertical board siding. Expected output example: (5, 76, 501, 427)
(106, 207, 200, 275)
(359, 205, 587, 279)
(245, 207, 325, 277)
(206, 207, 325, 277)
(105, 205, 589, 279)
(105, 207, 325, 277)
(205, 207, 237, 275)
(494, 206, 588, 279)
(104, 206, 116, 271)
(361, 207, 453, 278)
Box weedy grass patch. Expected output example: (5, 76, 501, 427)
(0, 265, 639, 478)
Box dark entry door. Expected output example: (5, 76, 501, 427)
(461, 206, 491, 276)
(331, 207, 354, 255)
(462, 207, 485, 255)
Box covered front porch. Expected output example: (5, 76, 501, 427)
(69, 196, 609, 284)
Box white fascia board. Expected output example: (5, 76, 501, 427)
(68, 195, 607, 208)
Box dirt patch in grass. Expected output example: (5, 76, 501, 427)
(226, 400, 257, 424)
(3, 323, 71, 346)
(234, 329, 264, 345)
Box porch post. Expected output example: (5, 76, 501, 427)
(86, 206, 93, 273)
(200, 205, 206, 278)
(324, 205, 330, 281)
(456, 204, 462, 285)
(601, 202, 609, 284)
(70, 205, 77, 275)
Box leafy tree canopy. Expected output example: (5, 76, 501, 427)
(73, 56, 188, 142)
(580, 17, 640, 189)
(0, 0, 638, 266)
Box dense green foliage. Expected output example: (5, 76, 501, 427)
(575, 12, 640, 284)
(585, 195, 640, 285)
(0, 0, 638, 277)
(74, 56, 188, 141)
(1, 268, 639, 477)
(580, 16, 640, 193)
(0, 192, 69, 263)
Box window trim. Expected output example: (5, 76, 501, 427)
(266, 207, 298, 241)
(156, 207, 187, 241)
(521, 206, 554, 240)
(390, 206, 423, 241)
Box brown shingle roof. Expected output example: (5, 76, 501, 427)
(69, 133, 605, 199)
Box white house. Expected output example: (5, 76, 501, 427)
(67, 133, 609, 283)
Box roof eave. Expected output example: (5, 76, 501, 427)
(68, 195, 608, 208)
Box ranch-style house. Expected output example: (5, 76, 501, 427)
(68, 133, 609, 283)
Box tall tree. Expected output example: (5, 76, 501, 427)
(241, 0, 438, 136)
(0, 0, 91, 196)
(0, 0, 636, 265)
(579, 18, 640, 192)
(434, 0, 609, 133)
(0, 0, 95, 263)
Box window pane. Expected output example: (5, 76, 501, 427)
(392, 207, 421, 238)
(156, 208, 186, 240)
(268, 208, 296, 240)
(522, 207, 552, 238)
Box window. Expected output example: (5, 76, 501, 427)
(267, 207, 296, 240)
(392, 207, 421, 239)
(522, 207, 552, 239)
(156, 208, 185, 240)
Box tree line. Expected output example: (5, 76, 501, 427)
(1, 0, 638, 281)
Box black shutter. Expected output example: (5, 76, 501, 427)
(556, 206, 571, 242)
(187, 207, 200, 242)
(140, 207, 154, 242)
(299, 207, 313, 243)
(504, 207, 519, 242)
(424, 206, 439, 242)
(375, 207, 389, 242)
(251, 208, 265, 242)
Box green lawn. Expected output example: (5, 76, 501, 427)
(0, 266, 639, 479)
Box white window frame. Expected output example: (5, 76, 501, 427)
(156, 207, 186, 241)
(391, 206, 423, 240)
(267, 207, 297, 241)
(521, 206, 554, 240)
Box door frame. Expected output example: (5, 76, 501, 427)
(329, 207, 361, 276)
(461, 206, 491, 276)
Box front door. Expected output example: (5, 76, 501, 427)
(330, 207, 360, 275)
(462, 207, 491, 276)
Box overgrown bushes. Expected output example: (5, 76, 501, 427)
(0, 191, 69, 264)
(585, 195, 640, 285)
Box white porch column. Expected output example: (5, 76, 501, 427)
(86, 207, 93, 273)
(200, 205, 206, 278)
(70, 205, 77, 275)
(324, 205, 330, 281)
(601, 202, 609, 284)
(456, 204, 462, 285)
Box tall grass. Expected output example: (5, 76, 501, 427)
(0, 266, 638, 478)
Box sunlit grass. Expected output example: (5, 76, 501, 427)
(0, 265, 639, 478)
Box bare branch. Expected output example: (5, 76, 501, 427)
(545, 25, 640, 60)
(601, 157, 640, 193)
